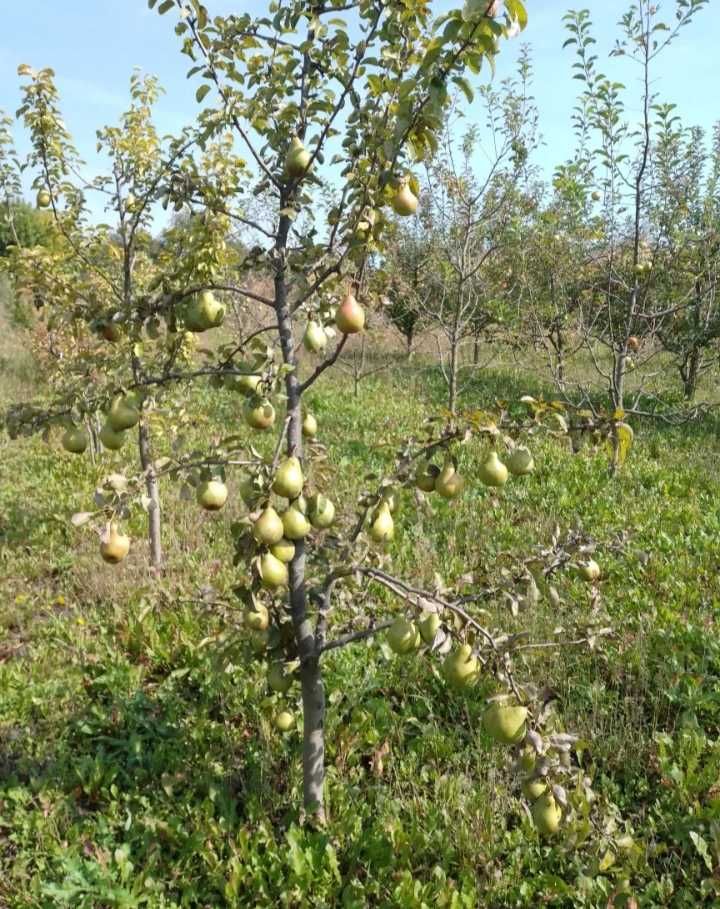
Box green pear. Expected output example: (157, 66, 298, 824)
(415, 462, 440, 493)
(392, 181, 418, 216)
(302, 412, 318, 439)
(478, 451, 509, 488)
(272, 457, 304, 499)
(244, 602, 269, 631)
(285, 137, 312, 179)
(308, 493, 335, 530)
(275, 710, 295, 732)
(369, 501, 394, 542)
(282, 505, 311, 540)
(303, 320, 328, 353)
(522, 778, 548, 802)
(245, 399, 276, 431)
(259, 551, 289, 590)
(270, 538, 295, 563)
(253, 506, 284, 545)
(483, 702, 528, 745)
(443, 644, 479, 689)
(108, 395, 140, 432)
(387, 617, 420, 654)
(185, 290, 225, 332)
(268, 662, 293, 694)
(506, 446, 535, 476)
(61, 426, 89, 454)
(418, 612, 441, 645)
(197, 479, 228, 511)
(435, 461, 464, 499)
(36, 188, 52, 208)
(99, 422, 125, 451)
(577, 559, 601, 582)
(531, 791, 562, 836)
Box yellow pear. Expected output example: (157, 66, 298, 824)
(415, 462, 440, 493)
(387, 617, 420, 654)
(253, 506, 284, 545)
(272, 457, 304, 499)
(443, 644, 479, 689)
(282, 505, 311, 541)
(244, 602, 269, 631)
(197, 479, 228, 511)
(478, 451, 509, 488)
(36, 188, 52, 208)
(435, 461, 465, 499)
(308, 493, 335, 529)
(285, 137, 311, 179)
(522, 778, 548, 802)
(270, 538, 295, 563)
(275, 710, 295, 732)
(61, 426, 89, 454)
(186, 290, 225, 331)
(99, 422, 125, 451)
(577, 559, 601, 582)
(392, 181, 418, 216)
(302, 412, 318, 439)
(418, 611, 441, 645)
(108, 395, 140, 432)
(259, 551, 289, 590)
(506, 446, 535, 476)
(531, 791, 562, 836)
(303, 320, 327, 353)
(335, 290, 365, 334)
(268, 662, 293, 694)
(369, 501, 394, 542)
(244, 399, 276, 431)
(100, 522, 130, 565)
(483, 702, 528, 745)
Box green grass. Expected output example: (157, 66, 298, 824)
(2, 322, 720, 906)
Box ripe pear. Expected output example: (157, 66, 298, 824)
(259, 551, 289, 590)
(234, 373, 262, 395)
(522, 778, 548, 802)
(392, 182, 418, 216)
(308, 493, 335, 530)
(186, 290, 225, 332)
(36, 188, 52, 208)
(282, 505, 311, 541)
(244, 602, 270, 631)
(531, 791, 562, 836)
(435, 461, 465, 499)
(478, 451, 509, 488)
(387, 617, 420, 655)
(483, 702, 528, 745)
(506, 446, 535, 477)
(245, 399, 276, 431)
(99, 422, 126, 451)
(61, 426, 89, 454)
(303, 320, 328, 353)
(628, 335, 640, 352)
(369, 501, 394, 542)
(415, 462, 440, 493)
(272, 457, 304, 499)
(100, 522, 130, 565)
(253, 506, 284, 546)
(108, 395, 140, 432)
(275, 710, 295, 732)
(577, 559, 601, 583)
(270, 538, 295, 563)
(285, 137, 311, 179)
(443, 644, 479, 689)
(197, 479, 228, 511)
(302, 412, 318, 439)
(418, 611, 441, 645)
(268, 662, 294, 694)
(335, 290, 365, 334)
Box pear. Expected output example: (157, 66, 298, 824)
(628, 335, 640, 352)
(36, 188, 52, 208)
(308, 493, 335, 530)
(185, 290, 225, 332)
(418, 611, 441, 645)
(483, 702, 528, 745)
(249, 628, 270, 654)
(108, 395, 140, 432)
(522, 778, 548, 802)
(245, 399, 276, 431)
(577, 559, 601, 583)
(285, 137, 312, 179)
(435, 461, 465, 499)
(270, 538, 295, 563)
(387, 617, 420, 655)
(244, 602, 269, 631)
(443, 644, 479, 689)
(272, 457, 304, 499)
(303, 320, 328, 354)
(239, 475, 262, 508)
(253, 506, 284, 546)
(392, 182, 418, 217)
(506, 446, 535, 477)
(275, 710, 295, 732)
(233, 372, 262, 395)
(282, 505, 311, 540)
(531, 791, 562, 836)
(99, 422, 125, 451)
(369, 501, 394, 542)
(335, 290, 365, 334)
(259, 551, 289, 590)
(197, 479, 228, 511)
(478, 451, 509, 488)
(61, 426, 89, 454)
(415, 462, 440, 493)
(268, 662, 294, 694)
(302, 412, 318, 439)
(100, 522, 130, 565)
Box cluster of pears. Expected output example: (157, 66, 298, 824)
(515, 746, 564, 836)
(60, 393, 142, 457)
(184, 290, 225, 333)
(250, 456, 336, 592)
(414, 443, 535, 499)
(385, 610, 441, 655)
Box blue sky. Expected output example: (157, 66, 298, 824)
(1, 1, 717, 203)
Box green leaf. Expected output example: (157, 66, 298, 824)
(196, 84, 211, 104)
(158, 0, 174, 13)
(452, 75, 474, 103)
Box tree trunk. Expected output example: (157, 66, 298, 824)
(680, 347, 701, 401)
(274, 222, 326, 823)
(551, 324, 565, 390)
(406, 326, 414, 361)
(611, 348, 627, 412)
(137, 420, 162, 571)
(472, 334, 480, 366)
(448, 333, 459, 417)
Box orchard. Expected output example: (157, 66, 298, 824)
(0, 0, 718, 906)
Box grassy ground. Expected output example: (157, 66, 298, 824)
(2, 309, 720, 907)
